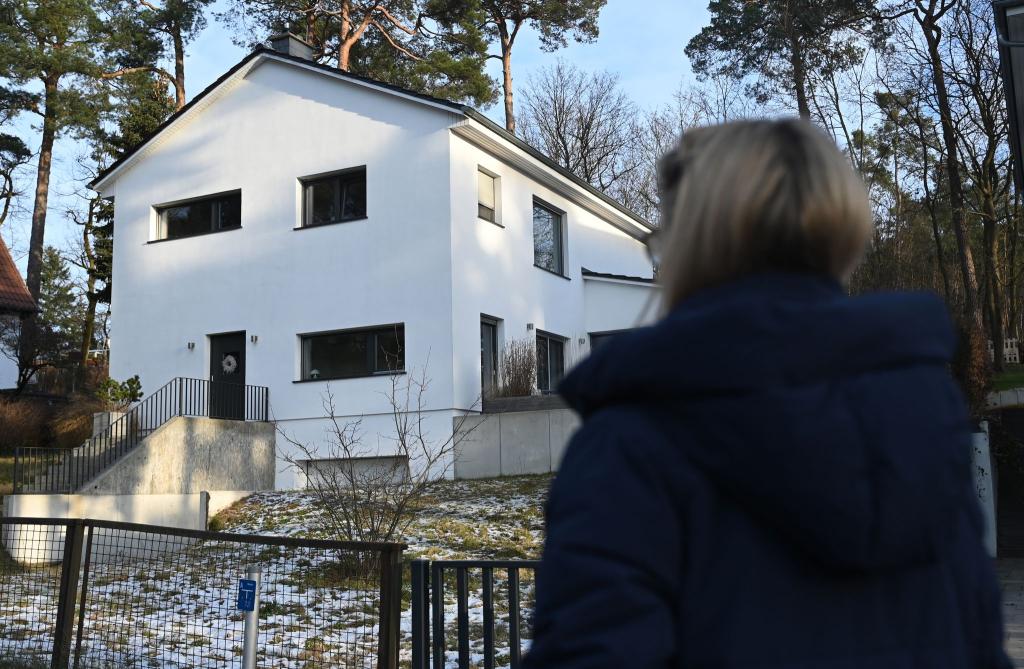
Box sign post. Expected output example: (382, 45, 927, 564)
(238, 567, 261, 669)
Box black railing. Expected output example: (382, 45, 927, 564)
(411, 559, 539, 669)
(0, 516, 403, 669)
(13, 377, 270, 494)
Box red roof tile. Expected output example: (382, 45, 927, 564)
(0, 237, 36, 314)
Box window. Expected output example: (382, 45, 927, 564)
(478, 169, 497, 222)
(300, 324, 404, 381)
(156, 191, 241, 241)
(533, 200, 564, 275)
(590, 330, 627, 350)
(481, 317, 500, 397)
(536, 331, 565, 393)
(302, 167, 367, 227)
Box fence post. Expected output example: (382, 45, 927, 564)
(241, 565, 261, 669)
(410, 559, 430, 669)
(377, 547, 403, 669)
(177, 378, 183, 417)
(52, 519, 85, 669)
(12, 449, 18, 494)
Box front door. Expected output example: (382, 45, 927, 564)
(209, 332, 245, 420)
(481, 319, 498, 398)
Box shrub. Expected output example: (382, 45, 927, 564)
(96, 374, 143, 410)
(0, 397, 51, 455)
(499, 338, 536, 397)
(50, 395, 106, 450)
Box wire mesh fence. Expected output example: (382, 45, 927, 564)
(0, 517, 403, 669)
(410, 559, 538, 669)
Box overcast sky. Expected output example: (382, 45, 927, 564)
(4, 0, 710, 261)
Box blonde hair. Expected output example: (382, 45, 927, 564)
(655, 119, 873, 311)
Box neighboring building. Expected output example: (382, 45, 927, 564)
(90, 36, 658, 488)
(0, 237, 36, 390)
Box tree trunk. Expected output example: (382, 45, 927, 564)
(338, 0, 352, 70)
(501, 35, 515, 133)
(172, 23, 186, 110)
(784, 2, 811, 119)
(20, 77, 59, 387)
(984, 217, 1003, 371)
(918, 10, 988, 407)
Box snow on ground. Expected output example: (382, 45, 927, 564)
(0, 475, 551, 668)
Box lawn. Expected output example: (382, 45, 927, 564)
(994, 365, 1024, 392)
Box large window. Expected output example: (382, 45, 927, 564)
(536, 331, 565, 393)
(302, 167, 367, 228)
(300, 324, 404, 381)
(478, 169, 498, 223)
(156, 191, 241, 241)
(533, 200, 564, 275)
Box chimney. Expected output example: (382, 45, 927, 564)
(269, 31, 315, 61)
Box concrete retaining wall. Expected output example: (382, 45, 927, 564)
(2, 493, 209, 564)
(453, 408, 580, 479)
(82, 416, 276, 495)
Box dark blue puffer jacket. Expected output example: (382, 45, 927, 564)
(524, 273, 1009, 669)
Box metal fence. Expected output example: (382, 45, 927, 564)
(410, 559, 539, 669)
(0, 517, 403, 669)
(13, 377, 270, 494)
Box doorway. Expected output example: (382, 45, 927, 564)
(209, 331, 245, 420)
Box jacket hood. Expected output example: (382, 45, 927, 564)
(560, 273, 973, 572)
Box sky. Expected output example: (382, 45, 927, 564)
(3, 0, 710, 266)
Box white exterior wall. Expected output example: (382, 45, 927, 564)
(105, 60, 461, 488)
(448, 132, 656, 410)
(0, 315, 18, 389)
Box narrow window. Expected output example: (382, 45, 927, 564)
(478, 169, 497, 222)
(536, 331, 565, 393)
(481, 317, 500, 397)
(302, 167, 367, 227)
(300, 324, 404, 381)
(590, 330, 627, 350)
(533, 200, 564, 275)
(156, 191, 241, 241)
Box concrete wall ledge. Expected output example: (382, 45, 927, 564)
(482, 395, 567, 414)
(454, 407, 579, 479)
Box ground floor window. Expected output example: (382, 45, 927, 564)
(300, 324, 404, 381)
(536, 331, 565, 393)
(589, 330, 629, 350)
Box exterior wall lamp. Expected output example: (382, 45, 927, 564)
(250, 335, 258, 344)
(187, 342, 195, 351)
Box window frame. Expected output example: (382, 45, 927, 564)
(152, 190, 242, 242)
(589, 329, 630, 351)
(298, 166, 368, 230)
(477, 167, 501, 226)
(532, 198, 566, 277)
(297, 323, 405, 383)
(536, 329, 566, 393)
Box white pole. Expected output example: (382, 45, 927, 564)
(242, 566, 261, 669)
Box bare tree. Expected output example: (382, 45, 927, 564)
(279, 366, 480, 543)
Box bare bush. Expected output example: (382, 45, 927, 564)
(279, 365, 480, 543)
(0, 397, 51, 455)
(498, 338, 536, 398)
(50, 394, 106, 450)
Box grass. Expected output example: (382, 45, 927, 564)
(0, 456, 14, 497)
(994, 365, 1024, 392)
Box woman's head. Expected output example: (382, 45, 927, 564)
(654, 119, 873, 310)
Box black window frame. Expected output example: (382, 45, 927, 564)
(536, 330, 566, 393)
(298, 323, 405, 382)
(589, 329, 629, 351)
(532, 198, 565, 276)
(300, 166, 368, 229)
(153, 190, 242, 242)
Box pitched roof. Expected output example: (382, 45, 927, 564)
(89, 48, 653, 233)
(0, 238, 35, 315)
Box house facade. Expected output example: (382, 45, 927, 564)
(0, 238, 36, 390)
(91, 38, 658, 488)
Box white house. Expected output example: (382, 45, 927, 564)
(90, 36, 658, 488)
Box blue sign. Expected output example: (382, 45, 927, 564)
(237, 578, 257, 612)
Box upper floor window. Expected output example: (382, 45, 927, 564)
(536, 331, 565, 393)
(300, 323, 404, 381)
(533, 200, 564, 275)
(156, 191, 241, 241)
(302, 167, 367, 228)
(478, 169, 498, 223)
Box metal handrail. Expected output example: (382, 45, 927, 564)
(12, 377, 270, 494)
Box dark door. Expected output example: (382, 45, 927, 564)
(209, 332, 245, 420)
(481, 319, 498, 398)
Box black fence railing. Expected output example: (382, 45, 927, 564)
(13, 377, 270, 494)
(410, 559, 539, 669)
(0, 517, 404, 669)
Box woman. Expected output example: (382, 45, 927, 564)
(523, 119, 1009, 668)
